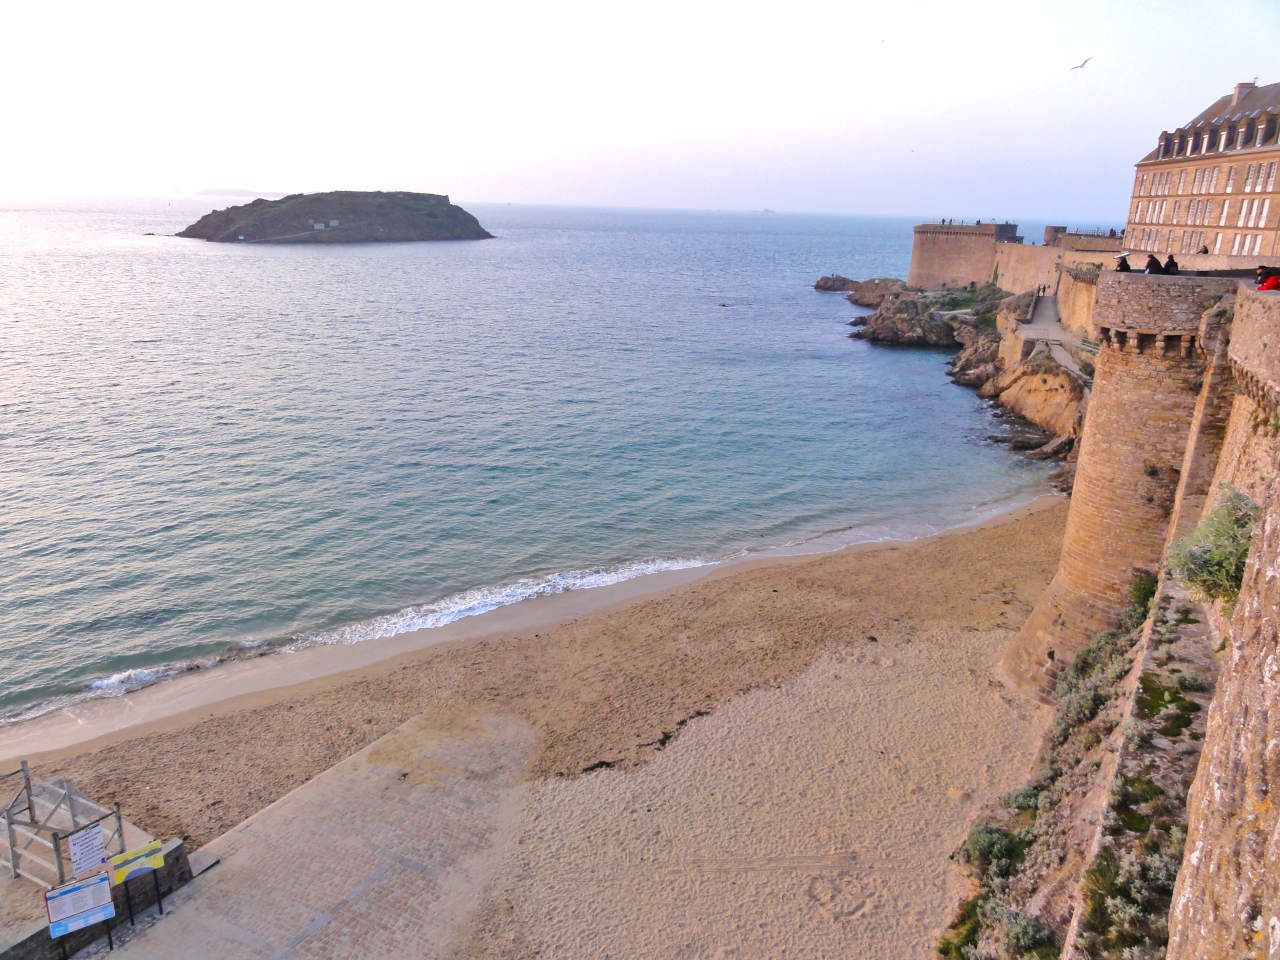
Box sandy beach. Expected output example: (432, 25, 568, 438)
(19, 497, 1063, 836)
(9, 496, 1066, 957)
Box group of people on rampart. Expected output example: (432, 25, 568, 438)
(1113, 253, 1179, 275)
(1112, 255, 1280, 290)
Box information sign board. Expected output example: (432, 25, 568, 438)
(67, 825, 108, 877)
(110, 840, 165, 884)
(45, 873, 115, 938)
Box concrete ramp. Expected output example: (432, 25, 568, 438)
(77, 713, 534, 959)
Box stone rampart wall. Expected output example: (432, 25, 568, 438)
(1057, 266, 1099, 340)
(993, 243, 1060, 294)
(906, 227, 997, 289)
(1092, 273, 1237, 336)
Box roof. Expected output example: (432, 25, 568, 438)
(1182, 82, 1280, 129)
(1138, 81, 1280, 163)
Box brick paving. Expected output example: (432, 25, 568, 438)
(76, 713, 533, 959)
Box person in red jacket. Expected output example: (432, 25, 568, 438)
(1259, 274, 1280, 291)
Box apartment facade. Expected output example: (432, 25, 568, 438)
(1124, 81, 1280, 258)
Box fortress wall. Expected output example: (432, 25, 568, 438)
(906, 226, 999, 289)
(1167, 291, 1280, 960)
(1203, 289, 1280, 505)
(992, 243, 1060, 294)
(1057, 265, 1099, 340)
(1162, 297, 1238, 550)
(1004, 274, 1235, 687)
(1091, 273, 1236, 335)
(1051, 234, 1124, 252)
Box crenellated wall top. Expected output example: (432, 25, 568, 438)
(1092, 274, 1237, 338)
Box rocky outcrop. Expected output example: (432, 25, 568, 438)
(851, 292, 960, 346)
(177, 191, 492, 243)
(949, 322, 1001, 387)
(814, 274, 856, 292)
(978, 349, 1087, 440)
(814, 276, 907, 307)
(850, 286, 1087, 464)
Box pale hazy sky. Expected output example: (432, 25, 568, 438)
(5, 0, 1278, 219)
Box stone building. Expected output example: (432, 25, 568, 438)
(1124, 80, 1280, 257)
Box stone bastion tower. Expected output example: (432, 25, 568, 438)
(1004, 272, 1237, 689)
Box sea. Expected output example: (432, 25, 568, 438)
(0, 198, 1058, 724)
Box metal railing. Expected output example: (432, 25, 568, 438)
(2, 763, 126, 888)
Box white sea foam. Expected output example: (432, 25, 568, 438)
(0, 557, 717, 727)
(286, 555, 716, 651)
(0, 661, 216, 726)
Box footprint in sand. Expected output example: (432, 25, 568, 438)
(805, 873, 872, 921)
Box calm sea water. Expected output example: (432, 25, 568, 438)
(0, 198, 1051, 721)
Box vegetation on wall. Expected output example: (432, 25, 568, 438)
(936, 574, 1202, 960)
(1167, 488, 1258, 613)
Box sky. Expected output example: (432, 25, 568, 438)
(4, 0, 1279, 220)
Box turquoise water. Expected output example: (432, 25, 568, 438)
(0, 199, 1050, 720)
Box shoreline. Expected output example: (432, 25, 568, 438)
(19, 492, 1069, 957)
(20, 494, 1068, 864)
(0, 487, 1058, 768)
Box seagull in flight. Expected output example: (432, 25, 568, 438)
(1070, 56, 1093, 70)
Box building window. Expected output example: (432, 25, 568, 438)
(1231, 233, 1242, 255)
(1248, 199, 1260, 228)
(1267, 163, 1278, 192)
(1261, 198, 1272, 228)
(1172, 200, 1180, 223)
(1214, 232, 1223, 254)
(1220, 200, 1230, 226)
(1177, 170, 1187, 194)
(1256, 235, 1266, 256)
(1192, 168, 1203, 192)
(1225, 166, 1237, 192)
(1244, 163, 1255, 192)
(1210, 168, 1221, 192)
(1238, 199, 1249, 227)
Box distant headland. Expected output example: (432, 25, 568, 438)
(176, 190, 492, 243)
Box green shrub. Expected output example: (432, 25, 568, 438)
(1004, 785, 1042, 811)
(1167, 489, 1258, 612)
(961, 822, 1024, 880)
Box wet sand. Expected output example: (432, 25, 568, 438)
(22, 497, 1066, 862)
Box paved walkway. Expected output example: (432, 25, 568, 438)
(1020, 295, 1087, 379)
(76, 714, 534, 960)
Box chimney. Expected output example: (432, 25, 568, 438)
(1233, 81, 1256, 105)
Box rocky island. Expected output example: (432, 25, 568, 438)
(176, 190, 492, 243)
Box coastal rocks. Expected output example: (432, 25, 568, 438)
(814, 274, 857, 292)
(977, 349, 1087, 441)
(814, 276, 906, 308)
(847, 284, 1088, 469)
(176, 190, 492, 243)
(850, 292, 959, 347)
(847, 277, 907, 307)
(949, 322, 1002, 387)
